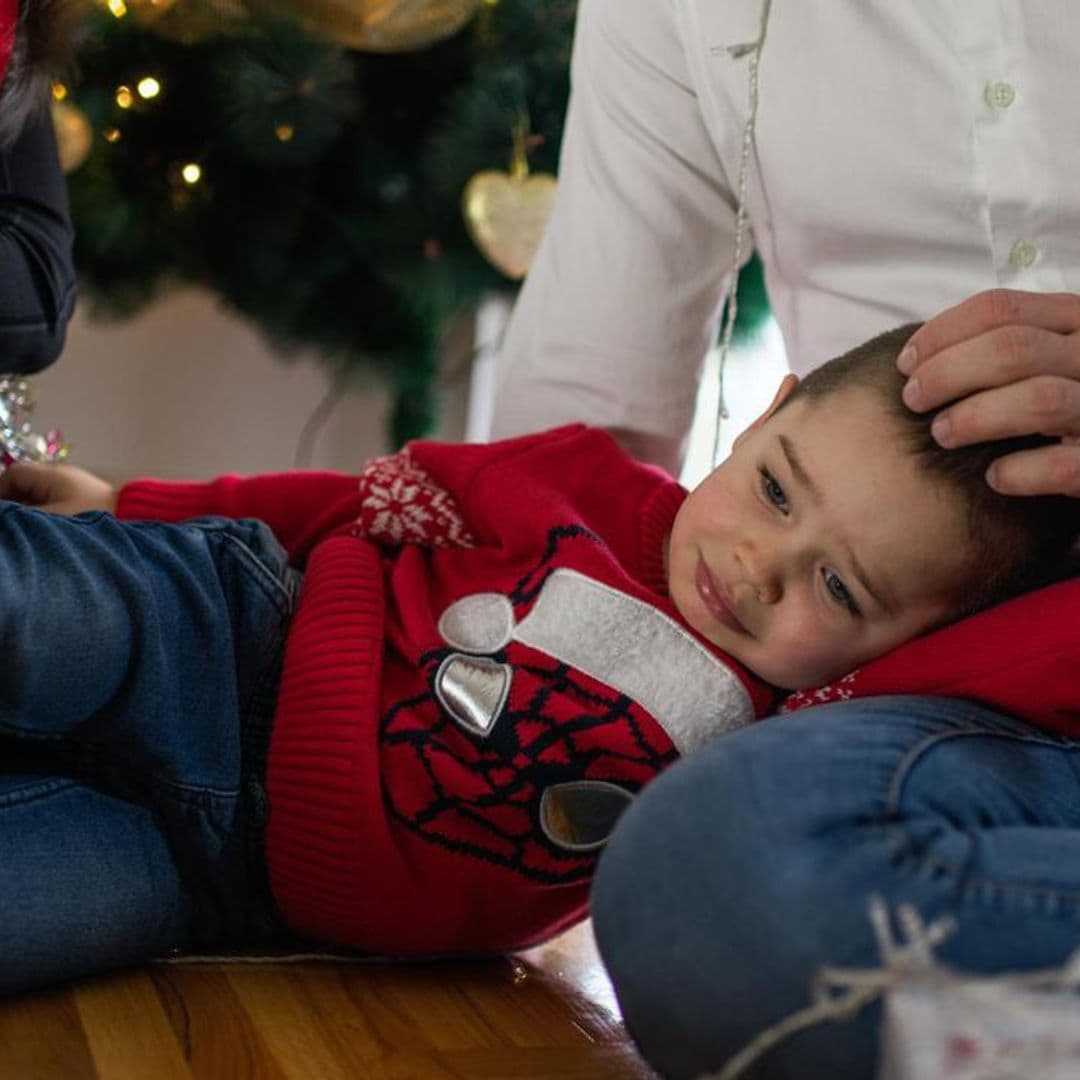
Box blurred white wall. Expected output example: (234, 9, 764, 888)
(33, 284, 785, 487)
(469, 301, 790, 487)
(680, 318, 789, 488)
(34, 286, 471, 481)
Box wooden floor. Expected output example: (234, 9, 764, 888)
(0, 921, 657, 1078)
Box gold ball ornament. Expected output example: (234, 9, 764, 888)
(125, 0, 248, 44)
(277, 0, 482, 53)
(51, 101, 93, 173)
(463, 152, 557, 280)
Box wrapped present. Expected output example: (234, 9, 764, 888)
(712, 899, 1080, 1080)
(880, 951, 1080, 1079)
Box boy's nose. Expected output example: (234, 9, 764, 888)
(754, 579, 782, 605)
(734, 540, 783, 605)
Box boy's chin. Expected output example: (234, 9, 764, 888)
(723, 649, 797, 692)
(743, 659, 834, 694)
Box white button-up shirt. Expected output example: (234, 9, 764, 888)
(492, 0, 1080, 475)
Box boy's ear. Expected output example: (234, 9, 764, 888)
(733, 374, 800, 448)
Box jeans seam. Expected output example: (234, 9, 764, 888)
(0, 776, 77, 806)
(887, 726, 1080, 917)
(918, 848, 1080, 913)
(214, 529, 295, 616)
(886, 726, 1079, 815)
(213, 529, 298, 744)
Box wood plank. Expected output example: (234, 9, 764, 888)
(442, 1044, 657, 1079)
(75, 970, 192, 1080)
(451, 956, 613, 1050)
(151, 966, 287, 1080)
(351, 961, 510, 1052)
(0, 921, 653, 1078)
(226, 965, 451, 1079)
(0, 984, 97, 1078)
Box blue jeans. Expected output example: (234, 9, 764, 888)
(0, 503, 301, 994)
(592, 697, 1080, 1079)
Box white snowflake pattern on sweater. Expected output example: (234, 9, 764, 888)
(779, 671, 859, 713)
(354, 450, 476, 549)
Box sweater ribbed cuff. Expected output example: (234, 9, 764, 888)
(116, 479, 220, 523)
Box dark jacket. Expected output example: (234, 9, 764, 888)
(0, 108, 75, 372)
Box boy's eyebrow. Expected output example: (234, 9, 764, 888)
(778, 435, 822, 504)
(777, 434, 895, 614)
(845, 542, 895, 616)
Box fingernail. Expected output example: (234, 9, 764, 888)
(902, 376, 922, 409)
(985, 463, 1002, 490)
(897, 345, 917, 374)
(931, 414, 953, 447)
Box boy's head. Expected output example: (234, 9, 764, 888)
(666, 323, 1080, 690)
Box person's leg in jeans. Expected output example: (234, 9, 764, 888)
(0, 503, 299, 993)
(592, 696, 1080, 1079)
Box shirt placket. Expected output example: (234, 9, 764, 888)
(966, 2, 1064, 291)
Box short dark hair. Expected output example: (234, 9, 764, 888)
(786, 322, 1080, 615)
(0, 0, 83, 149)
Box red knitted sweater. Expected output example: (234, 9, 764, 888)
(118, 426, 775, 953)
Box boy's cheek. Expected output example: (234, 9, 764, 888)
(667, 565, 701, 629)
(759, 625, 844, 690)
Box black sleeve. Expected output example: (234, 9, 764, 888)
(0, 108, 77, 374)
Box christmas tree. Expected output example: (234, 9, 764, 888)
(60, 0, 768, 447)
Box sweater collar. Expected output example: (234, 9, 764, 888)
(637, 480, 687, 597)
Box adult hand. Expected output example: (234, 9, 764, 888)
(897, 289, 1080, 497)
(0, 462, 117, 515)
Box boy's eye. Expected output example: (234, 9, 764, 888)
(822, 568, 861, 616)
(759, 468, 789, 513)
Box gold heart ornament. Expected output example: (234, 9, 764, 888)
(260, 0, 481, 53)
(127, 0, 249, 43)
(462, 167, 557, 281)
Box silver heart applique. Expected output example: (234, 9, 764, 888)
(434, 653, 512, 738)
(539, 781, 636, 852)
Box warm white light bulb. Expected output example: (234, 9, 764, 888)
(136, 77, 162, 100)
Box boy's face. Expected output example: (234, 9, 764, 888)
(666, 379, 975, 689)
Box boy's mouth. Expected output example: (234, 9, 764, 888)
(695, 556, 747, 634)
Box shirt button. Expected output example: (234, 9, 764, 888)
(985, 81, 1016, 108)
(1008, 239, 1038, 268)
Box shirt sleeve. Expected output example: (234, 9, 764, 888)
(116, 471, 368, 564)
(490, 0, 739, 475)
(116, 428, 599, 563)
(0, 110, 77, 374)
(115, 448, 491, 564)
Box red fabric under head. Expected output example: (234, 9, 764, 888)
(0, 0, 15, 88)
(781, 576, 1080, 736)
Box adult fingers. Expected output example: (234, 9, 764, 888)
(901, 324, 1080, 413)
(930, 375, 1080, 449)
(986, 440, 1080, 498)
(898, 289, 1080, 376)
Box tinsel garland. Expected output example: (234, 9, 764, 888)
(0, 378, 69, 470)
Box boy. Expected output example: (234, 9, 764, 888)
(0, 324, 1075, 993)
